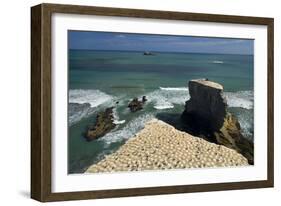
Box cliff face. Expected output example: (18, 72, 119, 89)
(183, 79, 227, 132)
(182, 79, 253, 164)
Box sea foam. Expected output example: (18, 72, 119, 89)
(68, 103, 94, 125)
(68, 89, 114, 125)
(69, 89, 113, 107)
(147, 87, 189, 110)
(99, 114, 154, 145)
(159, 87, 189, 91)
(212, 60, 224, 64)
(224, 90, 253, 110)
(151, 87, 253, 110)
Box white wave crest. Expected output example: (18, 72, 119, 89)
(68, 89, 115, 125)
(237, 113, 253, 139)
(212, 60, 224, 64)
(68, 103, 94, 125)
(154, 104, 174, 110)
(112, 108, 125, 125)
(99, 114, 154, 144)
(159, 87, 189, 91)
(148, 88, 252, 110)
(224, 91, 253, 110)
(69, 89, 113, 107)
(113, 120, 126, 125)
(146, 87, 189, 110)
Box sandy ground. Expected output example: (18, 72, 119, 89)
(86, 119, 248, 173)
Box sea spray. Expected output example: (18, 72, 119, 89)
(69, 89, 114, 107)
(99, 113, 154, 145)
(224, 90, 253, 110)
(146, 87, 189, 110)
(68, 89, 115, 125)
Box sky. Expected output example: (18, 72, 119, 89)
(68, 31, 254, 55)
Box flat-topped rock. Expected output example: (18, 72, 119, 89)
(184, 79, 227, 132)
(190, 79, 223, 90)
(182, 79, 253, 164)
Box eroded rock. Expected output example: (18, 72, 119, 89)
(85, 107, 116, 141)
(181, 79, 254, 164)
(128, 96, 147, 112)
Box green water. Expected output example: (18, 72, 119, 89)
(68, 50, 254, 173)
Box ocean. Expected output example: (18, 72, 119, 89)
(68, 49, 254, 174)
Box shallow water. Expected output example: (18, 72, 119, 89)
(68, 50, 254, 174)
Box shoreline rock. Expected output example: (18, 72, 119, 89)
(181, 79, 254, 164)
(86, 119, 249, 173)
(85, 107, 116, 141)
(128, 96, 147, 112)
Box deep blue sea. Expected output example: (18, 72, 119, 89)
(68, 50, 254, 173)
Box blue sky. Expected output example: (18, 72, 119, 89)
(68, 31, 253, 55)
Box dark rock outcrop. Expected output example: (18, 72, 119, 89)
(182, 79, 254, 164)
(128, 96, 147, 112)
(85, 107, 116, 141)
(142, 96, 147, 102)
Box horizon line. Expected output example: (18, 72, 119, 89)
(68, 48, 253, 56)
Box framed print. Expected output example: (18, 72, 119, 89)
(31, 3, 274, 202)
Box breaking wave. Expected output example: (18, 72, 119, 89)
(145, 87, 253, 111)
(99, 114, 154, 145)
(224, 90, 253, 110)
(212, 60, 224, 64)
(68, 103, 93, 125)
(69, 89, 113, 107)
(159, 87, 189, 91)
(68, 89, 115, 125)
(147, 87, 189, 110)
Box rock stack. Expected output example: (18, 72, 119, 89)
(182, 79, 253, 164)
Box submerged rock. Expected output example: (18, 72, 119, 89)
(85, 107, 116, 141)
(128, 96, 147, 112)
(181, 79, 254, 164)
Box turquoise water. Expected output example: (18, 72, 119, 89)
(68, 50, 254, 174)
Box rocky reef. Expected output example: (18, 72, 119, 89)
(86, 119, 248, 173)
(181, 79, 254, 164)
(85, 107, 116, 141)
(128, 96, 147, 112)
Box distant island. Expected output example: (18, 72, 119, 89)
(143, 51, 155, 55)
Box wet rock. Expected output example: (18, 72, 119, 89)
(142, 96, 147, 102)
(128, 96, 147, 112)
(85, 107, 116, 141)
(181, 79, 254, 164)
